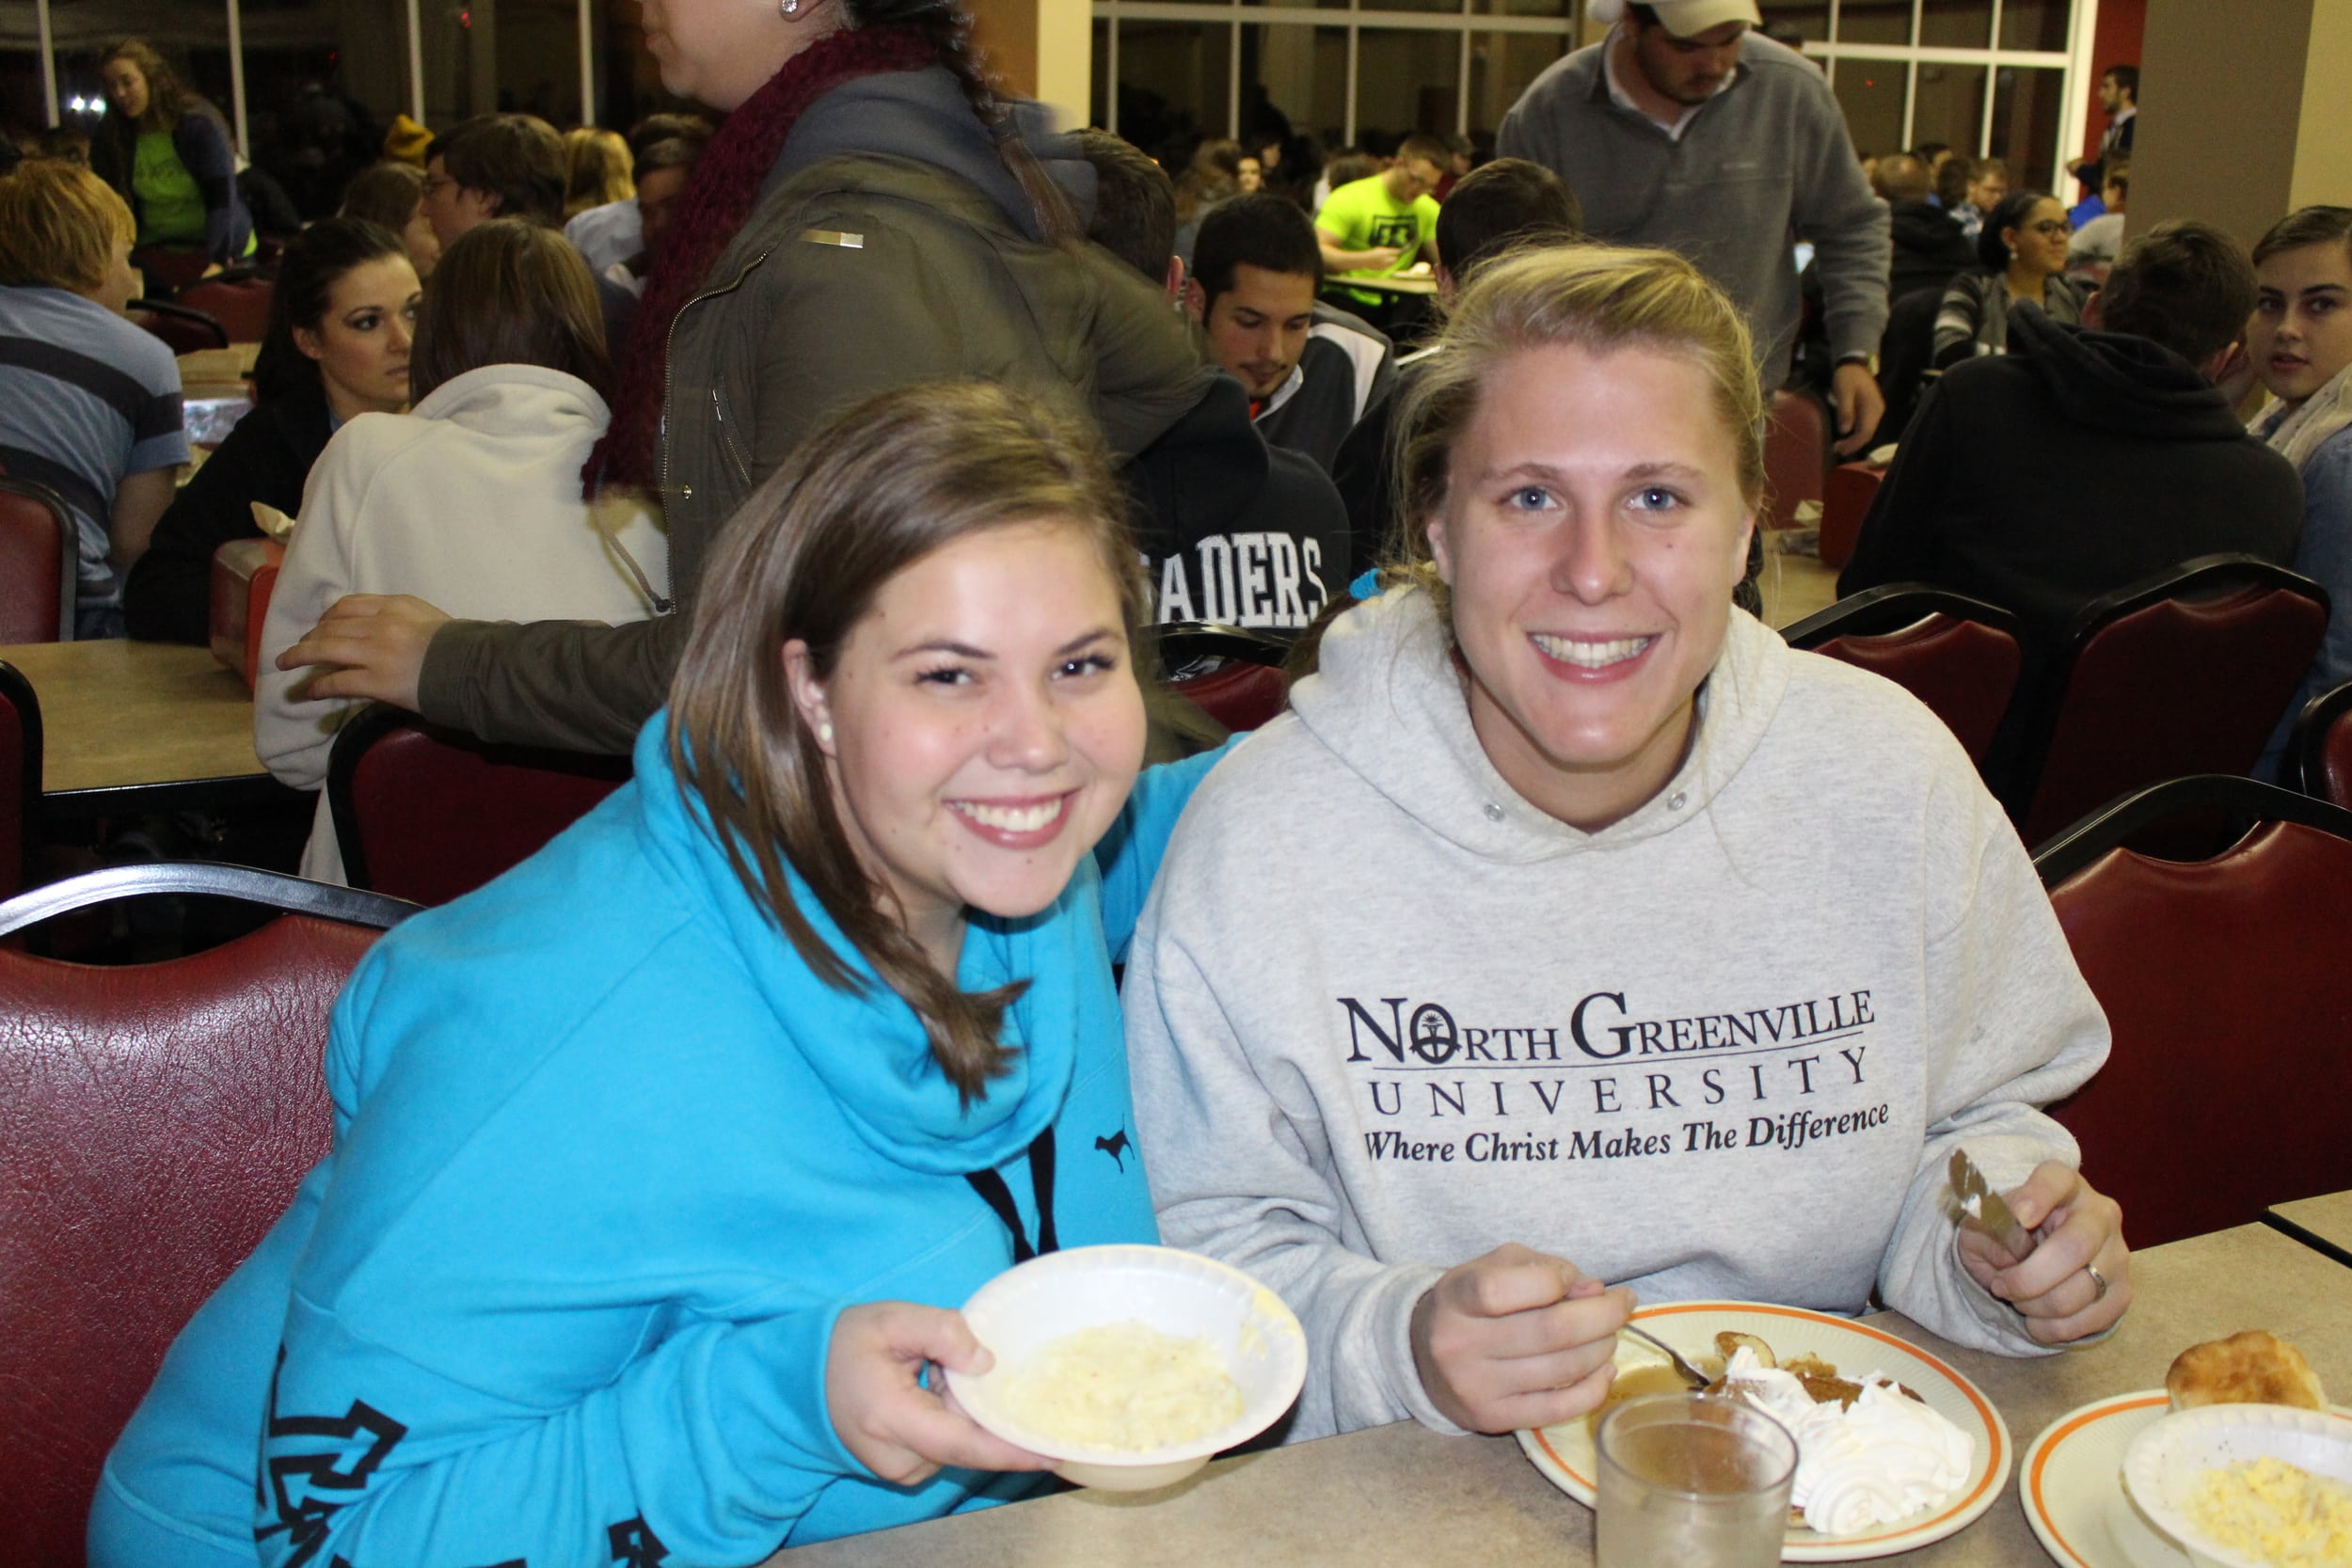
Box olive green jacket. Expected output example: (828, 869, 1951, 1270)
(416, 150, 1207, 753)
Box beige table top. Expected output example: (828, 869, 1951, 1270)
(0, 638, 263, 794)
(2271, 1190, 2352, 1258)
(771, 1224, 2352, 1568)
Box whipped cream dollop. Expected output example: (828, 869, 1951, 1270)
(1721, 1347, 1973, 1535)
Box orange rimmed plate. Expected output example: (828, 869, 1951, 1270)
(1516, 1301, 2010, 1562)
(2021, 1393, 2352, 1567)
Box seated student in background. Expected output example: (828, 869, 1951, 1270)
(1949, 155, 2005, 241)
(1189, 193, 1392, 475)
(2066, 161, 2129, 288)
(1078, 130, 1348, 633)
(339, 159, 440, 279)
(96, 382, 1228, 1567)
(254, 218, 666, 882)
(89, 39, 253, 272)
(1876, 151, 1975, 303)
(0, 159, 185, 638)
(1331, 157, 1581, 576)
(1843, 221, 2301, 730)
(563, 112, 710, 276)
(2249, 207, 2352, 776)
(1313, 133, 1446, 336)
(1125, 245, 2130, 1444)
(1934, 189, 2087, 368)
(126, 218, 418, 644)
(600, 133, 707, 300)
(562, 125, 632, 222)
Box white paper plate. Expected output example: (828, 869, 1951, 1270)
(1517, 1301, 2010, 1562)
(2022, 1394, 2352, 1568)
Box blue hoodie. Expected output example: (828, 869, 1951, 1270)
(92, 714, 1221, 1568)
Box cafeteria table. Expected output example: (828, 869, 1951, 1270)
(0, 638, 290, 820)
(2268, 1190, 2352, 1268)
(770, 1222, 2352, 1568)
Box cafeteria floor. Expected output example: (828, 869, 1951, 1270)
(1761, 533, 1841, 629)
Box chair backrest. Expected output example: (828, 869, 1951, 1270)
(1153, 621, 1293, 735)
(2287, 675, 2352, 813)
(0, 661, 40, 901)
(175, 277, 273, 343)
(0, 866, 412, 1568)
(2036, 776, 2352, 1247)
(1816, 461, 1884, 570)
(1781, 585, 2025, 768)
(2011, 555, 2330, 847)
(328, 705, 633, 906)
(1763, 388, 1828, 532)
(0, 475, 75, 643)
(128, 299, 230, 355)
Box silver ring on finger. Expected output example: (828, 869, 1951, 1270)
(2084, 1263, 2109, 1302)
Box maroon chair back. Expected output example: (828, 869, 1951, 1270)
(129, 246, 214, 292)
(128, 300, 230, 356)
(328, 706, 632, 906)
(1781, 586, 2024, 769)
(2287, 676, 2352, 813)
(1763, 388, 1828, 532)
(2013, 557, 2329, 847)
(1154, 621, 1293, 735)
(2037, 778, 2352, 1247)
(0, 662, 40, 900)
(1170, 661, 1289, 733)
(175, 277, 273, 343)
(0, 476, 75, 642)
(1817, 461, 1884, 569)
(0, 910, 389, 1568)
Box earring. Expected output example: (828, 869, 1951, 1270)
(781, 0, 801, 14)
(817, 721, 833, 745)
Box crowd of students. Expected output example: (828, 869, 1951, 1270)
(0, 4, 2343, 1565)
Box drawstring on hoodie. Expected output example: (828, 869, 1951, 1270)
(962, 1127, 1059, 1262)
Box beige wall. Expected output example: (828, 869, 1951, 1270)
(2136, 0, 2352, 248)
(969, 0, 1089, 130)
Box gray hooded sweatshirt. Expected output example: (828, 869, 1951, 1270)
(1124, 590, 2109, 1442)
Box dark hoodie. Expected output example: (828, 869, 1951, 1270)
(1842, 301, 2303, 698)
(1121, 372, 1349, 632)
(1886, 198, 1975, 303)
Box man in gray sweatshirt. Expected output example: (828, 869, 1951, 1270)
(1498, 0, 1892, 455)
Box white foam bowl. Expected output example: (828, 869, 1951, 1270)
(2121, 1403, 2352, 1568)
(945, 1243, 1307, 1492)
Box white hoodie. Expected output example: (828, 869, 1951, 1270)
(1124, 588, 2109, 1442)
(254, 364, 669, 881)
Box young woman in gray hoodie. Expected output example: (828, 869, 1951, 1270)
(1124, 245, 2132, 1443)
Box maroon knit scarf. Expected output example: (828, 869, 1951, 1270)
(587, 22, 940, 493)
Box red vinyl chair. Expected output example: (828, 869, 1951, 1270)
(2035, 776, 2352, 1247)
(176, 277, 273, 343)
(1154, 621, 1293, 735)
(1780, 586, 2024, 769)
(0, 661, 40, 900)
(1763, 388, 1829, 532)
(2286, 676, 2352, 812)
(0, 863, 416, 1568)
(128, 299, 230, 355)
(2009, 556, 2330, 847)
(129, 246, 215, 292)
(0, 475, 75, 642)
(1816, 461, 1884, 570)
(327, 705, 634, 906)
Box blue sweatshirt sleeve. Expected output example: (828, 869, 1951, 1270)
(172, 112, 246, 265)
(1091, 736, 1241, 960)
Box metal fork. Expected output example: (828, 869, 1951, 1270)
(1619, 1323, 1710, 1389)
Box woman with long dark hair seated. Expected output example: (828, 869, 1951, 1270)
(124, 217, 418, 643)
(1932, 189, 2088, 369)
(94, 382, 1224, 1566)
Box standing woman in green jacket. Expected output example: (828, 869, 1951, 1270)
(275, 0, 1206, 753)
(91, 39, 255, 273)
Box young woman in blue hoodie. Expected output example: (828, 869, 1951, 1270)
(92, 381, 1223, 1567)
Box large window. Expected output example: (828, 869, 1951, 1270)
(1760, 0, 2084, 194)
(1092, 1, 1578, 159)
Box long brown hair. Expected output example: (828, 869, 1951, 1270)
(408, 218, 610, 403)
(100, 40, 193, 134)
(669, 381, 1146, 1101)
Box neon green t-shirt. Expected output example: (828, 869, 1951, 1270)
(1314, 174, 1439, 302)
(133, 130, 208, 246)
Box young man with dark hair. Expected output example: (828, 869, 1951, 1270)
(565, 113, 712, 275)
(1189, 193, 1392, 473)
(2070, 63, 2137, 207)
(1314, 132, 1447, 327)
(1074, 132, 1353, 633)
(1874, 150, 1974, 302)
(421, 114, 566, 243)
(1842, 220, 2301, 736)
(1499, 0, 1892, 456)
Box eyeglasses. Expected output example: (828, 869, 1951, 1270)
(2027, 220, 2073, 238)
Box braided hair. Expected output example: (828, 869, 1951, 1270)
(848, 0, 1077, 245)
